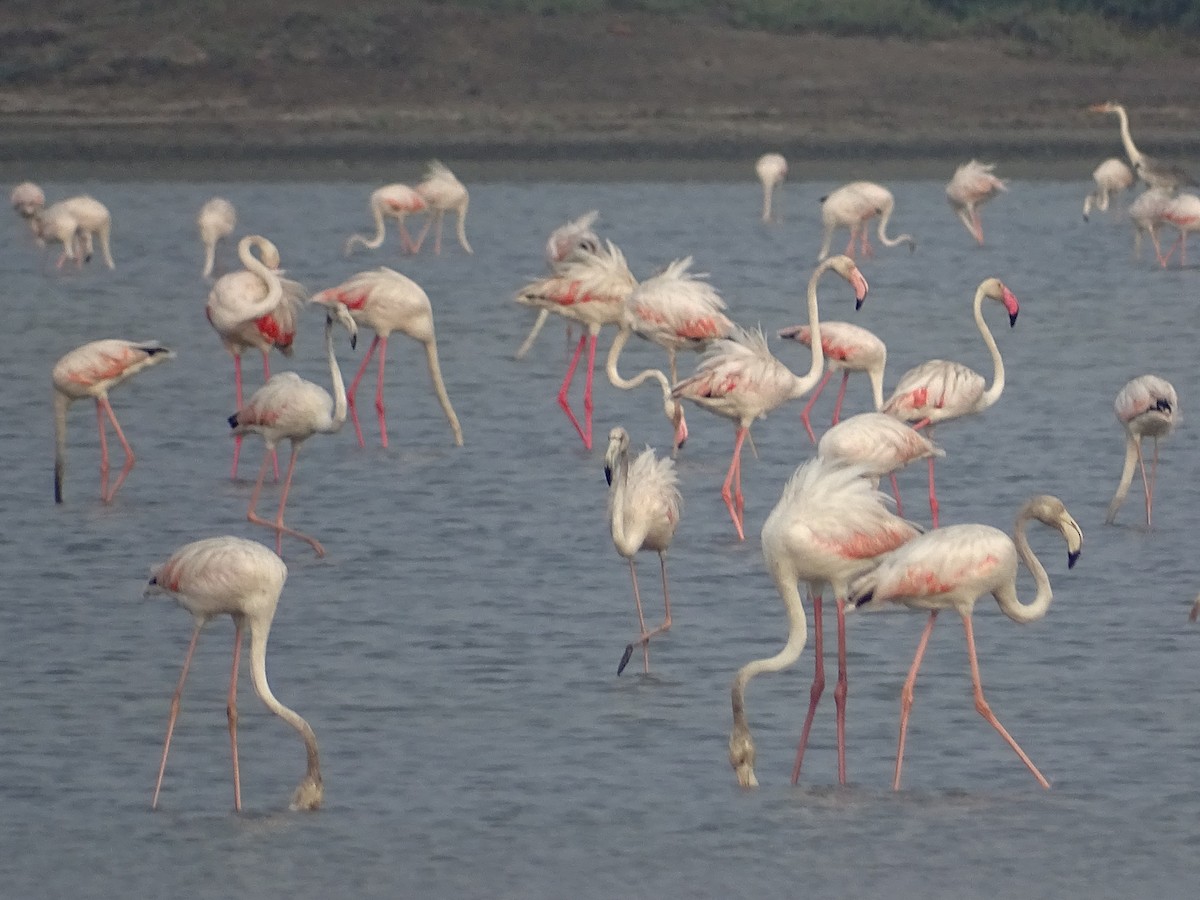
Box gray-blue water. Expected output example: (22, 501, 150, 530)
(2, 174, 1198, 898)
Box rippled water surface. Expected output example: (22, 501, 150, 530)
(2, 173, 1199, 898)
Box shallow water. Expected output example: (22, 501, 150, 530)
(2, 173, 1199, 899)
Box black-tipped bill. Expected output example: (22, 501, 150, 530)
(1009, 311, 1019, 327)
(604, 465, 613, 486)
(1068, 549, 1081, 569)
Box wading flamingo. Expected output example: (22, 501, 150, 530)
(206, 235, 305, 478)
(756, 153, 787, 223)
(1083, 158, 1134, 220)
(412, 161, 472, 255)
(604, 427, 682, 676)
(946, 161, 1006, 245)
(230, 304, 358, 557)
(1158, 192, 1200, 267)
(515, 210, 603, 360)
(1104, 374, 1177, 527)
(311, 267, 464, 448)
(146, 535, 323, 812)
(881, 278, 1020, 527)
(31, 201, 86, 268)
(198, 197, 237, 278)
(817, 181, 916, 262)
(50, 196, 116, 268)
(673, 255, 869, 540)
(344, 184, 427, 256)
(728, 458, 919, 787)
(53, 339, 174, 504)
(848, 495, 1083, 791)
(1089, 101, 1197, 193)
(1128, 188, 1175, 264)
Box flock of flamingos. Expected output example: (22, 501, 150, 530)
(12, 100, 1198, 811)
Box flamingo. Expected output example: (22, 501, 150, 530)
(412, 161, 472, 255)
(604, 427, 682, 676)
(1089, 101, 1197, 193)
(1128, 188, 1175, 265)
(1158, 192, 1200, 267)
(52, 196, 115, 268)
(1104, 375, 1177, 527)
(229, 304, 358, 557)
(946, 160, 1006, 245)
(1082, 158, 1134, 220)
(52, 339, 174, 504)
(881, 277, 1020, 528)
(30, 201, 86, 268)
(755, 152, 787, 223)
(198, 197, 237, 278)
(777, 320, 886, 444)
(10, 181, 44, 222)
(848, 495, 1083, 791)
(145, 536, 323, 812)
(516, 239, 637, 450)
(728, 458, 919, 788)
(672, 255, 869, 541)
(344, 184, 428, 256)
(817, 181, 916, 261)
(206, 235, 305, 479)
(310, 268, 464, 449)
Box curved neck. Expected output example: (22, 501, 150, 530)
(1105, 434, 1140, 523)
(1114, 106, 1142, 165)
(994, 511, 1054, 624)
(324, 318, 348, 432)
(53, 392, 69, 503)
(233, 237, 283, 322)
(359, 200, 389, 249)
(246, 617, 322, 791)
(974, 286, 1006, 411)
(876, 204, 914, 249)
(421, 335, 464, 446)
(605, 327, 676, 420)
(608, 446, 631, 548)
(789, 258, 839, 397)
(455, 202, 473, 255)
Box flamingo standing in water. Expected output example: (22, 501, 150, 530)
(311, 268, 464, 448)
(777, 320, 886, 443)
(412, 161, 472, 255)
(1158, 192, 1200, 266)
(230, 304, 358, 557)
(206, 235, 305, 479)
(1083, 158, 1134, 220)
(946, 161, 1007, 245)
(1105, 374, 1177, 527)
(53, 339, 174, 504)
(146, 535, 323, 812)
(1128, 188, 1175, 264)
(848, 495, 1083, 791)
(30, 201, 86, 268)
(673, 255, 869, 541)
(604, 427, 682, 676)
(881, 278, 1020, 528)
(728, 458, 919, 788)
(755, 153, 787, 223)
(344, 184, 427, 256)
(46, 196, 116, 268)
(1089, 101, 1197, 193)
(817, 181, 916, 262)
(198, 197, 237, 278)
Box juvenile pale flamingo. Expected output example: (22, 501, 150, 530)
(1082, 158, 1134, 220)
(604, 427, 682, 676)
(146, 535, 323, 812)
(946, 160, 1006, 245)
(1104, 374, 1177, 527)
(673, 255, 868, 540)
(777, 320, 886, 443)
(1089, 101, 1197, 193)
(344, 184, 427, 256)
(412, 161, 472, 255)
(755, 152, 787, 223)
(311, 268, 464, 448)
(728, 458, 919, 788)
(206, 235, 305, 478)
(848, 495, 1083, 791)
(53, 339, 174, 504)
(817, 181, 916, 262)
(1158, 192, 1200, 266)
(1128, 187, 1175, 264)
(230, 305, 358, 557)
(198, 197, 237, 278)
(881, 278, 1020, 527)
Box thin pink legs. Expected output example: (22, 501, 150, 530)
(152, 624, 202, 810)
(800, 371, 833, 444)
(721, 426, 749, 540)
(230, 353, 278, 481)
(227, 621, 243, 812)
(245, 445, 326, 557)
(347, 335, 379, 447)
(790, 592, 849, 785)
(95, 396, 135, 503)
(1137, 436, 1160, 526)
(893, 610, 937, 790)
(556, 331, 598, 450)
(616, 553, 674, 676)
(913, 418, 939, 527)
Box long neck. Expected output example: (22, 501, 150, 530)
(359, 200, 388, 250)
(993, 511, 1054, 624)
(234, 238, 283, 322)
(1105, 433, 1140, 524)
(1115, 106, 1142, 165)
(868, 360, 886, 411)
(422, 335, 464, 446)
(605, 328, 679, 428)
(788, 258, 836, 398)
(608, 448, 631, 548)
(875, 203, 914, 249)
(455, 202, 473, 255)
(974, 286, 1006, 412)
(324, 319, 348, 432)
(53, 392, 69, 503)
(761, 180, 774, 222)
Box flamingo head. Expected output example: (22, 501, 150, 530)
(321, 302, 358, 350)
(669, 400, 688, 453)
(729, 721, 759, 788)
(604, 426, 630, 485)
(289, 772, 324, 811)
(1026, 495, 1083, 569)
(982, 278, 1020, 327)
(826, 254, 870, 310)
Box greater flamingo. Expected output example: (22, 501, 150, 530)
(344, 184, 427, 256)
(1128, 188, 1175, 264)
(881, 277, 1020, 527)
(817, 181, 916, 261)
(1104, 374, 1177, 527)
(310, 267, 464, 448)
(206, 235, 305, 478)
(728, 458, 918, 788)
(49, 195, 115, 268)
(10, 181, 44, 222)
(1158, 192, 1200, 266)
(946, 160, 1007, 245)
(777, 320, 886, 444)
(604, 427, 682, 676)
(198, 197, 237, 278)
(412, 161, 472, 255)
(52, 339, 174, 504)
(848, 494, 1083, 791)
(755, 152, 787, 223)
(146, 536, 323, 812)
(31, 201, 86, 268)
(1082, 158, 1134, 220)
(229, 304, 358, 557)
(1089, 101, 1197, 193)
(673, 255, 869, 540)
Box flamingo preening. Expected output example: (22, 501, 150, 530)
(946, 161, 1006, 245)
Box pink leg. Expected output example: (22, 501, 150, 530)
(800, 370, 832, 444)
(893, 610, 938, 791)
(619, 552, 675, 675)
(721, 427, 748, 540)
(99, 397, 137, 503)
(890, 472, 904, 517)
(411, 218, 432, 254)
(262, 353, 279, 481)
(1159, 235, 1180, 267)
(617, 558, 651, 676)
(581, 333, 597, 450)
(972, 210, 984, 245)
(374, 336, 390, 448)
(96, 400, 110, 501)
(251, 444, 325, 557)
(231, 355, 244, 478)
(347, 336, 380, 448)
(557, 335, 589, 446)
(860, 225, 874, 259)
(227, 620, 243, 812)
(927, 456, 940, 528)
(433, 213, 444, 256)
(833, 592, 849, 785)
(152, 624, 202, 810)
(830, 372, 851, 426)
(790, 592, 824, 784)
(963, 615, 1050, 789)
(843, 230, 857, 259)
(399, 220, 417, 254)
(1136, 438, 1157, 527)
